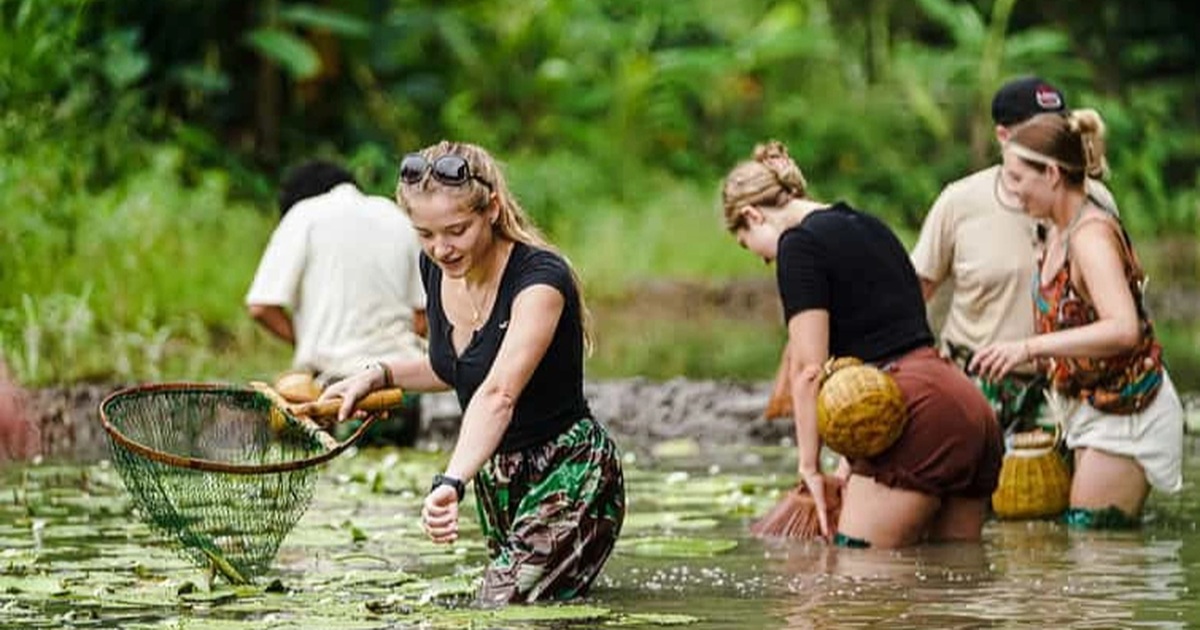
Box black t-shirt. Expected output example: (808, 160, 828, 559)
(777, 202, 933, 363)
(423, 242, 590, 452)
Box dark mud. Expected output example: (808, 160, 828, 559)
(9, 378, 790, 463)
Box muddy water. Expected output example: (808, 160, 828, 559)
(4, 438, 1200, 629)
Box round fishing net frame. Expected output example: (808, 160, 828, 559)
(98, 382, 381, 582)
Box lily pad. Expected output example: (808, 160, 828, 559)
(609, 612, 702, 626)
(622, 512, 720, 532)
(622, 536, 738, 558)
(487, 603, 611, 622)
(650, 438, 701, 459)
(0, 574, 67, 595)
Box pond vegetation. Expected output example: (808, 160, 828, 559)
(4, 441, 1200, 628)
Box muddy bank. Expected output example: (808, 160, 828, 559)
(12, 379, 790, 463)
(13, 377, 1199, 464)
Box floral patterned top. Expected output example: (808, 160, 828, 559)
(1033, 210, 1163, 414)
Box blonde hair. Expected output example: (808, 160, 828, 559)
(1007, 109, 1109, 184)
(395, 141, 594, 352)
(720, 140, 808, 231)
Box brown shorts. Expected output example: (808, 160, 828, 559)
(850, 347, 1003, 498)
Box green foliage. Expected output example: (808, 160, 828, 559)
(243, 28, 320, 80)
(2, 0, 1199, 385)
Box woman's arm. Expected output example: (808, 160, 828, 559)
(970, 220, 1142, 379)
(323, 355, 448, 421)
(786, 309, 830, 477)
(441, 284, 565, 481)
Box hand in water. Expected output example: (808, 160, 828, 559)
(801, 469, 832, 540)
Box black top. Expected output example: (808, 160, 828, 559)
(422, 242, 590, 452)
(777, 202, 933, 363)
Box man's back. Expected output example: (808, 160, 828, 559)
(247, 183, 425, 378)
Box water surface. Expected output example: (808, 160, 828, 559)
(3, 440, 1200, 628)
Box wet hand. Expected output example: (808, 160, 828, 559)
(800, 469, 831, 541)
(422, 485, 460, 544)
(968, 340, 1030, 382)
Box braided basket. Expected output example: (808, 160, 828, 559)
(816, 357, 907, 459)
(991, 427, 1070, 520)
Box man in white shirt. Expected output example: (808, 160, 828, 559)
(247, 160, 426, 443)
(912, 77, 1117, 435)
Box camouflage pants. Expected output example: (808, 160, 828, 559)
(473, 418, 625, 604)
(946, 342, 1049, 435)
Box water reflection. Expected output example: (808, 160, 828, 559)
(759, 517, 1192, 629)
(765, 541, 993, 629)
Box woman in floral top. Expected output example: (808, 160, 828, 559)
(971, 109, 1184, 528)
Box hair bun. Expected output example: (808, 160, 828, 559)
(752, 140, 808, 196)
(753, 140, 790, 163)
(1068, 109, 1109, 179)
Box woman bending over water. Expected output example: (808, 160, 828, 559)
(721, 140, 1003, 548)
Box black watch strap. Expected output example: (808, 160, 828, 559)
(431, 473, 466, 502)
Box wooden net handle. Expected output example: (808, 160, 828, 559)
(291, 388, 407, 420)
(250, 381, 339, 451)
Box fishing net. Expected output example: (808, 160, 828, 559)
(98, 383, 360, 583)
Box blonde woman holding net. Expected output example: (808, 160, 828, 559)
(323, 141, 624, 604)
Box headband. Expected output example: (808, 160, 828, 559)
(1004, 140, 1083, 173)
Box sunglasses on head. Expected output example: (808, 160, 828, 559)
(399, 153, 493, 191)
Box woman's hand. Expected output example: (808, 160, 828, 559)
(800, 469, 832, 540)
(318, 365, 383, 422)
(422, 485, 460, 544)
(968, 339, 1031, 382)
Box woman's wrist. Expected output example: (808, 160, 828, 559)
(1023, 338, 1036, 362)
(372, 361, 393, 388)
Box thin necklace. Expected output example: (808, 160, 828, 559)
(460, 241, 511, 327)
(1059, 197, 1088, 246)
(463, 282, 491, 326)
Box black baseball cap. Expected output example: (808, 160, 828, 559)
(991, 76, 1066, 126)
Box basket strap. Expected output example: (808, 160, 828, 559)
(250, 381, 338, 451)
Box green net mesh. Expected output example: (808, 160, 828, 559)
(100, 385, 328, 583)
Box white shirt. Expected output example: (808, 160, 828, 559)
(246, 183, 426, 377)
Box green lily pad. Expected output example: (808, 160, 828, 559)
(622, 536, 738, 558)
(487, 603, 612, 622)
(178, 589, 239, 605)
(622, 512, 720, 532)
(650, 438, 701, 459)
(610, 612, 702, 626)
(0, 574, 67, 595)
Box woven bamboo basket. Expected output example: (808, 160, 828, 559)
(991, 426, 1070, 520)
(816, 357, 907, 459)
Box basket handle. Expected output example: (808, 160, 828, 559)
(250, 381, 339, 451)
(290, 388, 407, 421)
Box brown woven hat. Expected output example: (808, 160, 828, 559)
(816, 357, 907, 459)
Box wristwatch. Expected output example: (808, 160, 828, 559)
(430, 473, 466, 502)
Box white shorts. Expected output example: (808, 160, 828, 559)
(1051, 371, 1184, 493)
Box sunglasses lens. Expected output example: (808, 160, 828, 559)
(399, 154, 427, 184)
(431, 156, 471, 185)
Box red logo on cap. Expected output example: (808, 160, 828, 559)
(1035, 85, 1062, 110)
